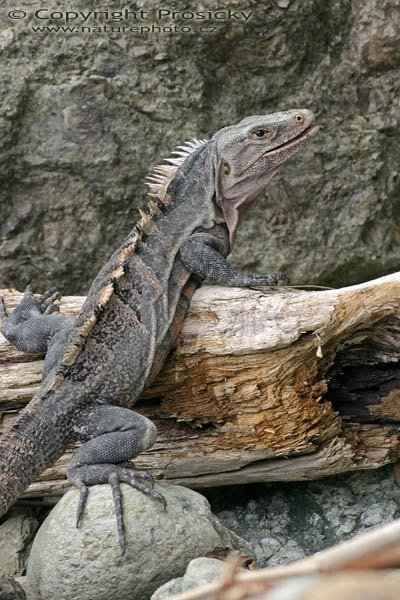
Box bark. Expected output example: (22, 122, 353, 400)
(0, 272, 399, 497)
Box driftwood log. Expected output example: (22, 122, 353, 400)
(0, 272, 399, 498)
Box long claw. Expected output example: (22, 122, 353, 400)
(43, 290, 61, 305)
(136, 472, 155, 488)
(119, 464, 155, 487)
(76, 483, 89, 528)
(40, 287, 59, 302)
(0, 297, 7, 319)
(153, 489, 167, 511)
(275, 272, 290, 285)
(109, 472, 126, 554)
(42, 290, 61, 314)
(120, 471, 166, 510)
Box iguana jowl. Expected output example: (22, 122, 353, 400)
(0, 109, 318, 551)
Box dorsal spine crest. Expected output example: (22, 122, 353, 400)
(145, 138, 208, 201)
(50, 137, 207, 390)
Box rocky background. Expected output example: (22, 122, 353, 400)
(1, 468, 399, 598)
(0, 0, 399, 294)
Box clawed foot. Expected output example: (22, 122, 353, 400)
(252, 271, 290, 286)
(22, 284, 61, 316)
(1, 284, 61, 325)
(271, 272, 290, 285)
(69, 463, 166, 555)
(0, 285, 64, 353)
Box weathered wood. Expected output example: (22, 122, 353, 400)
(0, 272, 399, 496)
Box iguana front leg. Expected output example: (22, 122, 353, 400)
(68, 405, 165, 554)
(180, 232, 289, 286)
(0, 285, 74, 378)
(0, 285, 68, 352)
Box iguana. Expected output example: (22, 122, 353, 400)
(0, 109, 318, 552)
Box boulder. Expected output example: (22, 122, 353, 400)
(0, 575, 26, 600)
(26, 483, 251, 600)
(0, 514, 38, 577)
(151, 557, 226, 599)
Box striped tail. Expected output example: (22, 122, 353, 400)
(0, 393, 72, 516)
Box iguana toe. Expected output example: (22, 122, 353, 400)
(274, 272, 291, 285)
(110, 467, 166, 553)
(75, 483, 89, 528)
(117, 462, 156, 487)
(42, 290, 61, 314)
(39, 286, 59, 302)
(0, 297, 7, 319)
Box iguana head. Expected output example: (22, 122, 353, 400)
(212, 109, 318, 248)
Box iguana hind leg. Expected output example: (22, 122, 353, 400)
(68, 405, 165, 554)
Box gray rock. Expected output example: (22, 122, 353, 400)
(210, 465, 400, 566)
(0, 575, 26, 600)
(0, 515, 38, 576)
(0, 0, 399, 294)
(151, 557, 225, 599)
(26, 483, 251, 600)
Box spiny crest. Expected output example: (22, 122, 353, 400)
(52, 235, 144, 388)
(145, 138, 209, 201)
(49, 139, 208, 391)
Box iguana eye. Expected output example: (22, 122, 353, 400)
(251, 128, 270, 140)
(295, 114, 304, 123)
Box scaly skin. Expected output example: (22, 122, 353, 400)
(0, 109, 318, 552)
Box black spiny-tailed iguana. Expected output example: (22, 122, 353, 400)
(0, 109, 318, 552)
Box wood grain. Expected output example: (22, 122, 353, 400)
(0, 272, 399, 496)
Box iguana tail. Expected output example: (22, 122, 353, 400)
(0, 391, 74, 516)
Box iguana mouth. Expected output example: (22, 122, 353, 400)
(265, 123, 319, 155)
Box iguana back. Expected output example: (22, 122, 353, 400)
(60, 140, 217, 405)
